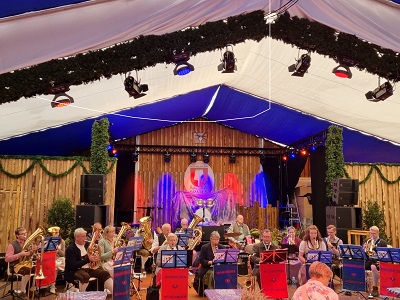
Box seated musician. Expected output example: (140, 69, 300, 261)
(155, 233, 184, 285)
(134, 221, 154, 277)
(5, 226, 37, 297)
(98, 225, 119, 276)
(175, 218, 189, 232)
(151, 223, 172, 259)
(281, 226, 302, 248)
(249, 229, 277, 288)
(65, 228, 113, 293)
(194, 231, 225, 294)
(298, 225, 326, 286)
(48, 226, 65, 294)
(324, 225, 343, 279)
(227, 215, 251, 249)
(363, 225, 387, 297)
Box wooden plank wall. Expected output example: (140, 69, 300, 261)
(121, 119, 280, 224)
(345, 164, 400, 248)
(237, 203, 278, 230)
(0, 158, 116, 252)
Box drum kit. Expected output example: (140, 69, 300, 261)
(223, 232, 254, 276)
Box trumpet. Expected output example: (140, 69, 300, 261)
(326, 237, 333, 249)
(288, 234, 295, 245)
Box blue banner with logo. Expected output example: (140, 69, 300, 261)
(214, 264, 237, 289)
(342, 258, 366, 292)
(113, 264, 131, 300)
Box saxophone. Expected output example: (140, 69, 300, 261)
(112, 222, 131, 259)
(87, 225, 103, 269)
(244, 255, 255, 291)
(14, 226, 46, 273)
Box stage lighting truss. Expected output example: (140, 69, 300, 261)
(365, 78, 394, 102)
(288, 52, 311, 77)
(48, 83, 74, 108)
(124, 72, 148, 98)
(217, 45, 237, 73)
(171, 50, 195, 76)
(332, 56, 357, 79)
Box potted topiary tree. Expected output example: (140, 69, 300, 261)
(362, 199, 391, 245)
(47, 197, 76, 246)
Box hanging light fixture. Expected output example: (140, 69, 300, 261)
(124, 71, 148, 98)
(190, 152, 197, 163)
(217, 45, 237, 73)
(164, 152, 171, 163)
(288, 52, 311, 77)
(203, 152, 210, 164)
(332, 56, 357, 79)
(171, 50, 194, 76)
(48, 82, 74, 108)
(365, 79, 393, 102)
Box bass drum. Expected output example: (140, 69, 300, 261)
(244, 244, 254, 254)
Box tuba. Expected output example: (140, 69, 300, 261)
(138, 216, 153, 253)
(364, 238, 375, 256)
(187, 214, 203, 250)
(112, 222, 131, 259)
(87, 225, 103, 269)
(14, 226, 46, 273)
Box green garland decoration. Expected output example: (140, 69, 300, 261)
(90, 118, 110, 174)
(1, 11, 399, 104)
(0, 155, 116, 178)
(345, 162, 400, 184)
(325, 125, 345, 198)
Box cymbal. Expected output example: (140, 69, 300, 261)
(224, 232, 241, 238)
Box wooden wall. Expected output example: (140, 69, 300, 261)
(0, 158, 116, 252)
(345, 164, 400, 247)
(120, 119, 280, 227)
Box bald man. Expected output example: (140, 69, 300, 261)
(227, 215, 251, 248)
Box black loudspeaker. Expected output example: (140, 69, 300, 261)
(326, 206, 362, 229)
(332, 179, 359, 206)
(80, 174, 105, 204)
(335, 228, 349, 245)
(76, 205, 109, 232)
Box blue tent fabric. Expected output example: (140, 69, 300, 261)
(1, 85, 400, 163)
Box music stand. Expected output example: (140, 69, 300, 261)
(339, 244, 368, 299)
(176, 233, 191, 249)
(161, 250, 191, 268)
(260, 249, 288, 264)
(376, 247, 400, 263)
(127, 236, 146, 296)
(213, 249, 239, 264)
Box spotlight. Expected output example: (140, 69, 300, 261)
(217, 45, 237, 73)
(288, 53, 311, 77)
(164, 152, 171, 163)
(332, 56, 356, 79)
(190, 152, 197, 163)
(300, 149, 308, 156)
(48, 83, 74, 108)
(171, 50, 194, 76)
(124, 74, 148, 98)
(132, 151, 139, 163)
(229, 153, 236, 164)
(282, 155, 288, 161)
(259, 153, 266, 164)
(365, 81, 393, 102)
(203, 152, 210, 164)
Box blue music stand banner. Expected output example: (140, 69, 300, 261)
(342, 258, 366, 292)
(376, 247, 400, 263)
(161, 250, 189, 268)
(113, 264, 131, 300)
(214, 264, 238, 289)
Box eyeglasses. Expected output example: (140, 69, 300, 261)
(19, 232, 27, 236)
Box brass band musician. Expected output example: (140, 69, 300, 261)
(175, 218, 189, 232)
(65, 228, 113, 293)
(48, 226, 65, 294)
(5, 227, 37, 297)
(282, 226, 302, 248)
(151, 223, 172, 258)
(363, 226, 387, 297)
(155, 233, 184, 280)
(98, 225, 119, 276)
(324, 225, 343, 278)
(298, 225, 327, 286)
(250, 229, 277, 288)
(227, 215, 251, 248)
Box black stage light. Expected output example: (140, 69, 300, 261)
(288, 53, 311, 77)
(171, 50, 194, 76)
(164, 152, 171, 163)
(190, 152, 197, 163)
(48, 83, 74, 108)
(229, 153, 236, 164)
(365, 81, 393, 102)
(203, 152, 210, 164)
(124, 75, 148, 98)
(217, 45, 237, 73)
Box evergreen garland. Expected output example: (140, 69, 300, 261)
(0, 155, 116, 178)
(325, 125, 345, 198)
(1, 11, 399, 104)
(90, 118, 110, 174)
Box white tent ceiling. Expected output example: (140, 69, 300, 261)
(1, 0, 400, 153)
